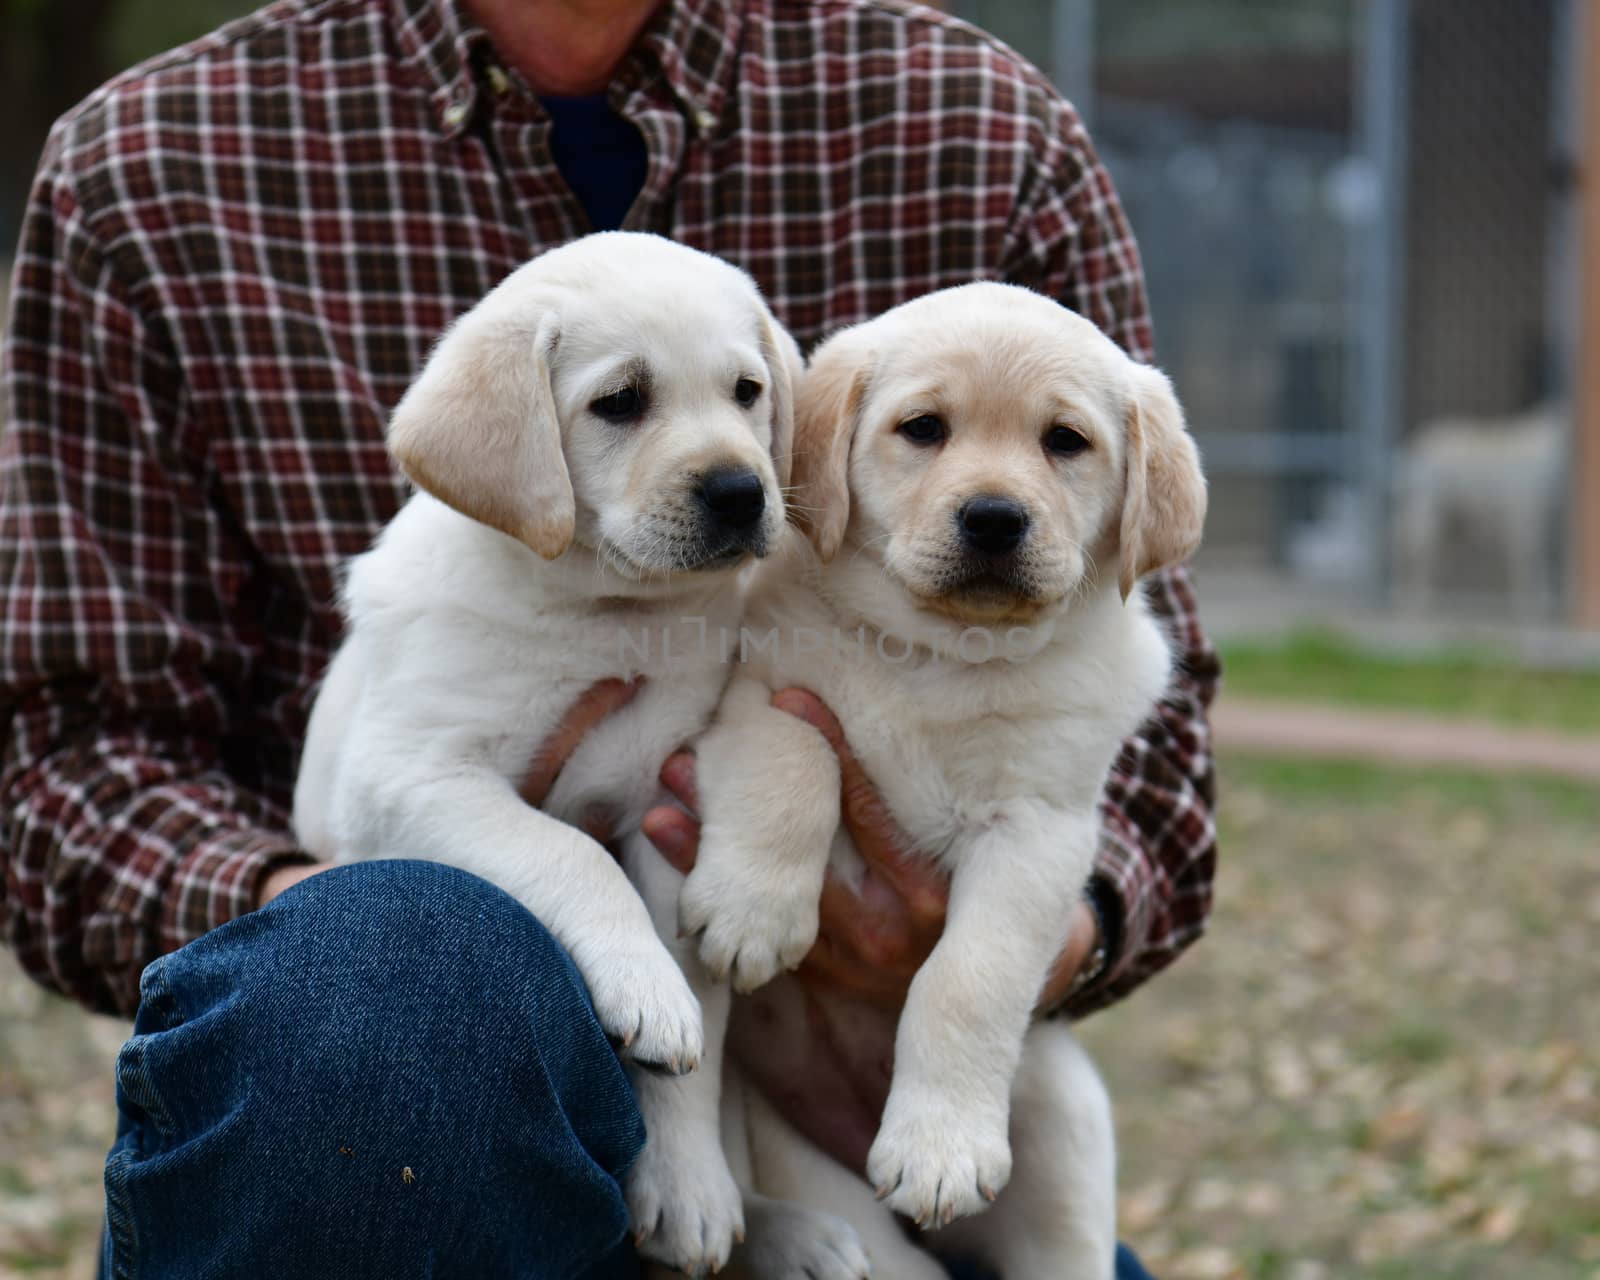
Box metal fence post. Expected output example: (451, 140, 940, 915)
(1052, 0, 1096, 131)
(1355, 0, 1409, 607)
(1578, 0, 1600, 626)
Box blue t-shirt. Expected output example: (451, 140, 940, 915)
(539, 94, 649, 232)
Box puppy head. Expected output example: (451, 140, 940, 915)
(388, 232, 798, 576)
(793, 283, 1205, 626)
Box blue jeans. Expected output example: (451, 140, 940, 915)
(102, 859, 1156, 1279)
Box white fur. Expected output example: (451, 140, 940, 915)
(293, 233, 803, 1276)
(685, 284, 1206, 1278)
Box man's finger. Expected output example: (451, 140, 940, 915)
(642, 805, 699, 875)
(1036, 899, 1099, 1013)
(772, 687, 949, 930)
(873, 849, 949, 933)
(797, 927, 907, 1011)
(770, 686, 850, 756)
(814, 869, 913, 973)
(256, 860, 331, 910)
(769, 687, 900, 847)
(797, 933, 878, 1002)
(658, 751, 700, 814)
(520, 677, 644, 806)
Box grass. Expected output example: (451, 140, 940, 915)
(1082, 752, 1600, 1278)
(1227, 755, 1600, 825)
(2, 751, 1597, 1278)
(1218, 629, 1600, 735)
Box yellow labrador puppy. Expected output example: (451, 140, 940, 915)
(293, 233, 801, 1273)
(686, 283, 1206, 1279)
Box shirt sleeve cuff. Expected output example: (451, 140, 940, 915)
(1061, 808, 1152, 1016)
(160, 825, 315, 956)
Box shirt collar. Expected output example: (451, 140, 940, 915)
(391, 0, 745, 139)
(389, 0, 484, 136)
(625, 0, 743, 135)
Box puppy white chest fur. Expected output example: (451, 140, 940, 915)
(687, 558, 1175, 1258)
(301, 494, 744, 845)
(737, 547, 1173, 873)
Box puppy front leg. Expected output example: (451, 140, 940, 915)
(680, 675, 842, 993)
(342, 766, 702, 1071)
(730, 1069, 940, 1280)
(620, 833, 745, 1277)
(867, 808, 1097, 1229)
(932, 1023, 1117, 1280)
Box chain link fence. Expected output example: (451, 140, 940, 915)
(957, 0, 1580, 623)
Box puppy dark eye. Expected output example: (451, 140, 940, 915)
(898, 414, 946, 446)
(734, 377, 762, 407)
(1044, 425, 1090, 456)
(590, 387, 645, 422)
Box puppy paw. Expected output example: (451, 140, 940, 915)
(627, 1137, 745, 1277)
(679, 860, 819, 994)
(583, 940, 704, 1074)
(741, 1198, 871, 1279)
(866, 1097, 1012, 1229)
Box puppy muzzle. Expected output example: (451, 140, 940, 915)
(684, 466, 772, 566)
(958, 495, 1030, 557)
(918, 568, 1050, 624)
(913, 499, 1054, 621)
(915, 496, 1049, 617)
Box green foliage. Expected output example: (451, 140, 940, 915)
(1219, 628, 1600, 735)
(103, 0, 258, 74)
(1221, 752, 1600, 826)
(1373, 1016, 1455, 1066)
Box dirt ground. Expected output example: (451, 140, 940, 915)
(2, 752, 1596, 1279)
(1080, 756, 1600, 1279)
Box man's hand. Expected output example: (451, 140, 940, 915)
(256, 861, 329, 907)
(517, 677, 644, 816)
(641, 688, 1101, 1171)
(257, 677, 644, 908)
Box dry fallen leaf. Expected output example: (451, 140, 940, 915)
(1476, 1192, 1528, 1244)
(1166, 1246, 1244, 1280)
(1120, 1179, 1174, 1233)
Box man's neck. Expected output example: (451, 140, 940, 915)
(463, 0, 663, 96)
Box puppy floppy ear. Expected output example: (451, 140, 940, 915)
(1118, 363, 1207, 600)
(759, 310, 803, 491)
(388, 302, 574, 559)
(791, 334, 870, 561)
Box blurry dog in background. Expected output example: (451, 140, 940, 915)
(1394, 402, 1566, 615)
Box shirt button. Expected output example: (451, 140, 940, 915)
(485, 64, 512, 96)
(694, 107, 717, 134)
(443, 99, 471, 129)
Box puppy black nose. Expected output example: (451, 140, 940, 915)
(959, 496, 1030, 555)
(697, 468, 766, 531)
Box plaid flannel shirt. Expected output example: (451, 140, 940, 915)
(0, 0, 1219, 1016)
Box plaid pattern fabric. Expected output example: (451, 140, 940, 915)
(1, 0, 1219, 1016)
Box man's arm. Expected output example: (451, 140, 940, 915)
(1003, 105, 1222, 1015)
(1082, 565, 1220, 1011)
(1, 138, 313, 1015)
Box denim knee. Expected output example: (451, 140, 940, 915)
(105, 859, 645, 1280)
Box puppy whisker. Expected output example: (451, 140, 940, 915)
(846, 530, 894, 565)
